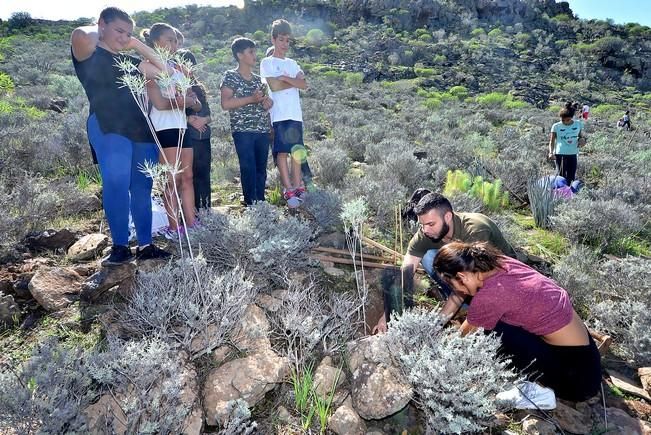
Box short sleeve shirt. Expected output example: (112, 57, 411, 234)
(406, 212, 516, 259)
(259, 56, 303, 123)
(72, 47, 153, 143)
(467, 257, 574, 336)
(220, 70, 270, 133)
(551, 120, 582, 155)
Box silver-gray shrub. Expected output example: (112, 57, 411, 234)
(550, 197, 642, 250)
(552, 245, 601, 312)
(193, 202, 315, 286)
(0, 338, 94, 434)
(448, 191, 485, 214)
(346, 170, 408, 231)
(0, 173, 98, 259)
(301, 188, 343, 232)
(383, 308, 519, 434)
(310, 142, 350, 188)
(218, 399, 257, 435)
(116, 258, 256, 358)
(268, 276, 360, 369)
(591, 300, 651, 366)
(554, 251, 651, 365)
(88, 337, 193, 434)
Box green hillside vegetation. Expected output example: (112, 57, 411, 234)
(0, 1, 650, 433)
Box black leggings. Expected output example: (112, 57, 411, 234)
(555, 154, 578, 184)
(491, 322, 602, 401)
(190, 138, 211, 210)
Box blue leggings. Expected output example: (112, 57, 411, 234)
(87, 114, 158, 246)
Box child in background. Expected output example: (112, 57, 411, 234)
(260, 19, 309, 208)
(548, 102, 586, 184)
(221, 37, 273, 205)
(187, 82, 212, 209)
(265, 45, 314, 191)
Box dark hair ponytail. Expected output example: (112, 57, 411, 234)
(559, 101, 576, 119)
(140, 22, 175, 48)
(434, 241, 502, 281)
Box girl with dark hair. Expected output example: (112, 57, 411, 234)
(186, 82, 212, 209)
(548, 101, 586, 184)
(434, 241, 602, 401)
(71, 7, 171, 264)
(141, 23, 202, 238)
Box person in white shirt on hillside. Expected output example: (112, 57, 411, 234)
(260, 19, 308, 208)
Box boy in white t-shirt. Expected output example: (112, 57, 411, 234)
(260, 19, 308, 208)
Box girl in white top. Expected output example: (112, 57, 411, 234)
(142, 23, 201, 235)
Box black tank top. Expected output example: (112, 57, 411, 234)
(72, 46, 154, 143)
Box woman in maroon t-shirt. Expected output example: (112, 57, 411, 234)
(434, 241, 601, 402)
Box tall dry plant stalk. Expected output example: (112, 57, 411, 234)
(341, 198, 369, 333)
(116, 48, 199, 279)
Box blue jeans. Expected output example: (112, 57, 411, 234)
(232, 131, 269, 205)
(421, 249, 454, 299)
(88, 114, 158, 246)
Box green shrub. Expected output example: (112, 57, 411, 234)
(591, 104, 620, 117)
(487, 28, 503, 38)
(423, 97, 442, 109)
(444, 170, 508, 211)
(471, 28, 485, 38)
(418, 33, 433, 43)
(0, 72, 14, 93)
(476, 92, 509, 107)
(415, 67, 435, 77)
(448, 85, 468, 100)
(306, 28, 326, 46)
(343, 72, 363, 85)
(252, 30, 266, 41)
(551, 13, 571, 23)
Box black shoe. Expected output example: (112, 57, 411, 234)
(136, 244, 172, 261)
(101, 245, 134, 267)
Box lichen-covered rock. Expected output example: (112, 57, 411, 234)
(67, 233, 109, 262)
(80, 263, 136, 303)
(328, 396, 366, 435)
(28, 266, 83, 311)
(347, 336, 412, 420)
(202, 350, 289, 426)
(314, 356, 345, 399)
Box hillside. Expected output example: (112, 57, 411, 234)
(0, 1, 650, 434)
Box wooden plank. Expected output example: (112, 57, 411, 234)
(361, 236, 402, 258)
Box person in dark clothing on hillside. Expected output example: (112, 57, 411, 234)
(71, 7, 172, 265)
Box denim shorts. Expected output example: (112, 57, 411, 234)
(272, 120, 303, 155)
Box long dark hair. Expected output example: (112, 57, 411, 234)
(434, 241, 502, 283)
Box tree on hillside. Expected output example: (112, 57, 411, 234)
(8, 12, 33, 30)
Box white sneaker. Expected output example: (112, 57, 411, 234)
(496, 381, 556, 410)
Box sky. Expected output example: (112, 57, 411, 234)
(0, 0, 242, 21)
(562, 0, 651, 26)
(1, 0, 649, 27)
